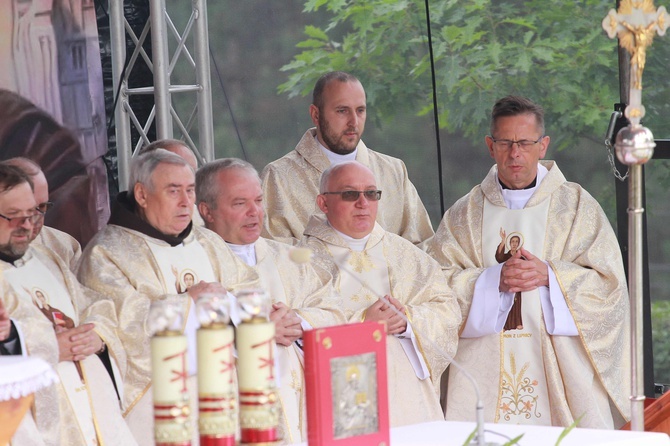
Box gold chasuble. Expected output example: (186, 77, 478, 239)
(261, 128, 434, 245)
(2, 245, 136, 445)
(33, 225, 82, 272)
(78, 221, 259, 445)
(427, 161, 630, 429)
(3, 290, 64, 446)
(301, 216, 460, 427)
(250, 238, 343, 444)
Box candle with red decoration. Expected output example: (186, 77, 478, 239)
(196, 294, 237, 446)
(149, 301, 192, 446)
(236, 289, 280, 445)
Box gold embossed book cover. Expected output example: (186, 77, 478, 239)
(304, 321, 389, 446)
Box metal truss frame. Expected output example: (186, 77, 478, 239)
(109, 0, 214, 190)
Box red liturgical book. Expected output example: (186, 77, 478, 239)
(304, 321, 389, 446)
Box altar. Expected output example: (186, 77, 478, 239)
(290, 421, 670, 445)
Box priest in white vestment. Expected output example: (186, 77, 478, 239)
(2, 157, 82, 271)
(426, 96, 630, 429)
(261, 71, 433, 246)
(1, 291, 54, 446)
(0, 164, 136, 445)
(299, 160, 461, 427)
(196, 158, 344, 444)
(138, 138, 205, 227)
(77, 150, 259, 445)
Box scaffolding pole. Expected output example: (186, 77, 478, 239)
(108, 0, 214, 191)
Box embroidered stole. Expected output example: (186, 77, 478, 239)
(6, 255, 103, 445)
(146, 239, 216, 376)
(482, 198, 551, 424)
(328, 243, 391, 319)
(327, 241, 427, 375)
(323, 237, 443, 426)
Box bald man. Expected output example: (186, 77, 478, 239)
(300, 160, 460, 427)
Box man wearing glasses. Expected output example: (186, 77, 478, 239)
(426, 96, 630, 428)
(0, 164, 136, 445)
(261, 71, 433, 246)
(300, 160, 461, 427)
(2, 157, 81, 271)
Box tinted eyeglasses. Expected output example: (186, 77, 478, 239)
(322, 190, 382, 201)
(0, 211, 41, 227)
(37, 201, 54, 214)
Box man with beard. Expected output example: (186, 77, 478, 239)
(197, 158, 343, 444)
(77, 149, 259, 445)
(261, 71, 433, 245)
(0, 164, 136, 445)
(2, 157, 81, 271)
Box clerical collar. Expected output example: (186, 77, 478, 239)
(315, 134, 358, 164)
(497, 163, 549, 210)
(0, 246, 36, 266)
(0, 251, 20, 265)
(108, 191, 192, 247)
(329, 223, 370, 252)
(226, 241, 257, 266)
(499, 177, 536, 190)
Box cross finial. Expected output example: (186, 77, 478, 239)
(602, 0, 668, 91)
(603, 1, 665, 164)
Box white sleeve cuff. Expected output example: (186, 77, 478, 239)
(228, 292, 241, 326)
(539, 264, 578, 336)
(496, 291, 515, 332)
(298, 315, 312, 331)
(461, 264, 512, 338)
(395, 321, 430, 380)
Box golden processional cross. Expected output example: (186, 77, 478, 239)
(602, 0, 667, 432)
(602, 0, 668, 114)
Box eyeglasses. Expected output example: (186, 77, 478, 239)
(489, 135, 544, 151)
(322, 190, 382, 201)
(0, 211, 41, 227)
(37, 201, 54, 214)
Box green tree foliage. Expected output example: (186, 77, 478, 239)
(651, 300, 670, 384)
(278, 0, 668, 151)
(279, 0, 670, 385)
